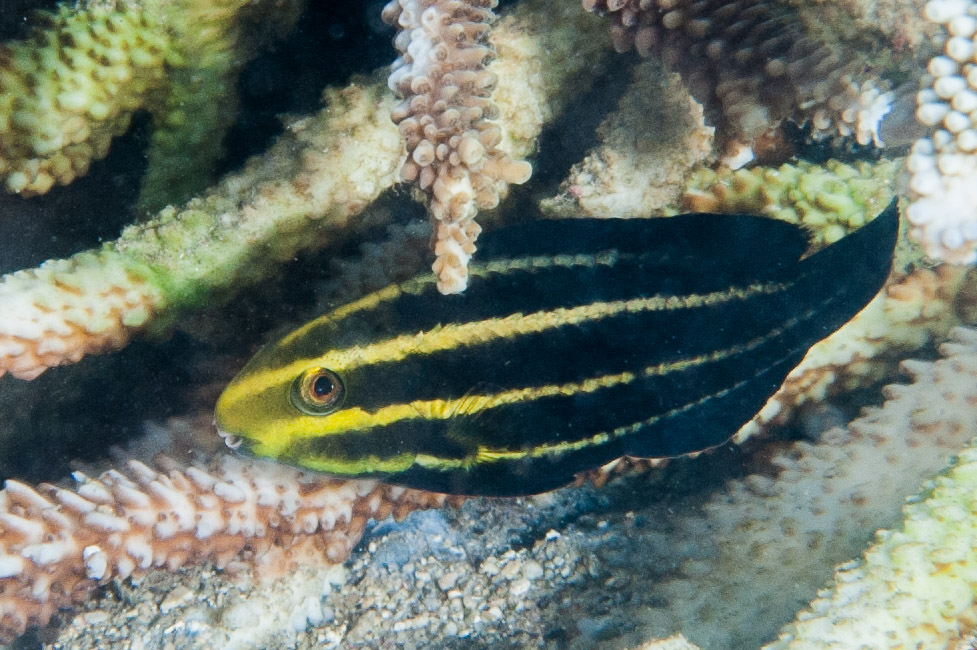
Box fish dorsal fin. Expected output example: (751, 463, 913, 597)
(475, 215, 811, 273)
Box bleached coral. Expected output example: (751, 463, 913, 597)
(741, 265, 970, 438)
(542, 59, 715, 219)
(382, 0, 533, 294)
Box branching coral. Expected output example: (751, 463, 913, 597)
(768, 327, 977, 649)
(0, 80, 404, 380)
(0, 0, 303, 209)
(4, 0, 977, 646)
(541, 59, 715, 219)
(605, 324, 977, 648)
(0, 452, 449, 641)
(135, 0, 305, 212)
(581, 0, 896, 165)
(382, 0, 533, 293)
(680, 158, 901, 246)
(0, 5, 173, 196)
(0, 0, 607, 380)
(907, 0, 977, 264)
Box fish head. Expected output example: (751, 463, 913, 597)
(214, 313, 420, 477)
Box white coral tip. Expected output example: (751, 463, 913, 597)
(925, 0, 973, 24)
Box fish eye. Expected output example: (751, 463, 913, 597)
(291, 367, 346, 415)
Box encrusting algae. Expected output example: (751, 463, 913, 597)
(2, 0, 977, 647)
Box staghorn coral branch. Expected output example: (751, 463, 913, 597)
(0, 80, 403, 380)
(0, 452, 451, 642)
(0, 0, 303, 207)
(767, 326, 977, 649)
(135, 0, 306, 211)
(541, 59, 717, 219)
(582, 0, 896, 166)
(0, 5, 174, 196)
(382, 0, 534, 294)
(5, 0, 977, 645)
(0, 0, 609, 380)
(14, 320, 977, 648)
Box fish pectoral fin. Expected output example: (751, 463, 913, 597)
(440, 382, 511, 446)
(446, 382, 507, 418)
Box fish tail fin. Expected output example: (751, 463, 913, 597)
(799, 197, 899, 314)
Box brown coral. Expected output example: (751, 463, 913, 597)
(582, 0, 893, 165)
(382, 0, 533, 294)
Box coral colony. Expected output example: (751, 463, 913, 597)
(1, 0, 977, 646)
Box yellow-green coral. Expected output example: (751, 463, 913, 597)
(680, 158, 901, 247)
(0, 0, 303, 209)
(0, 5, 174, 195)
(135, 0, 304, 212)
(0, 78, 404, 379)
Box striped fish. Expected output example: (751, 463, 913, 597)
(215, 202, 898, 496)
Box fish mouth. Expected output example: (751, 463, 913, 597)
(214, 420, 244, 450)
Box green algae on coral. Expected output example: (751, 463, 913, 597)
(680, 158, 901, 247)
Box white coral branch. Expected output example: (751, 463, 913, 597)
(907, 0, 977, 264)
(768, 327, 977, 648)
(0, 454, 448, 641)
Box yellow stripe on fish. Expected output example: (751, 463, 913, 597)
(219, 282, 784, 412)
(215, 203, 899, 495)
